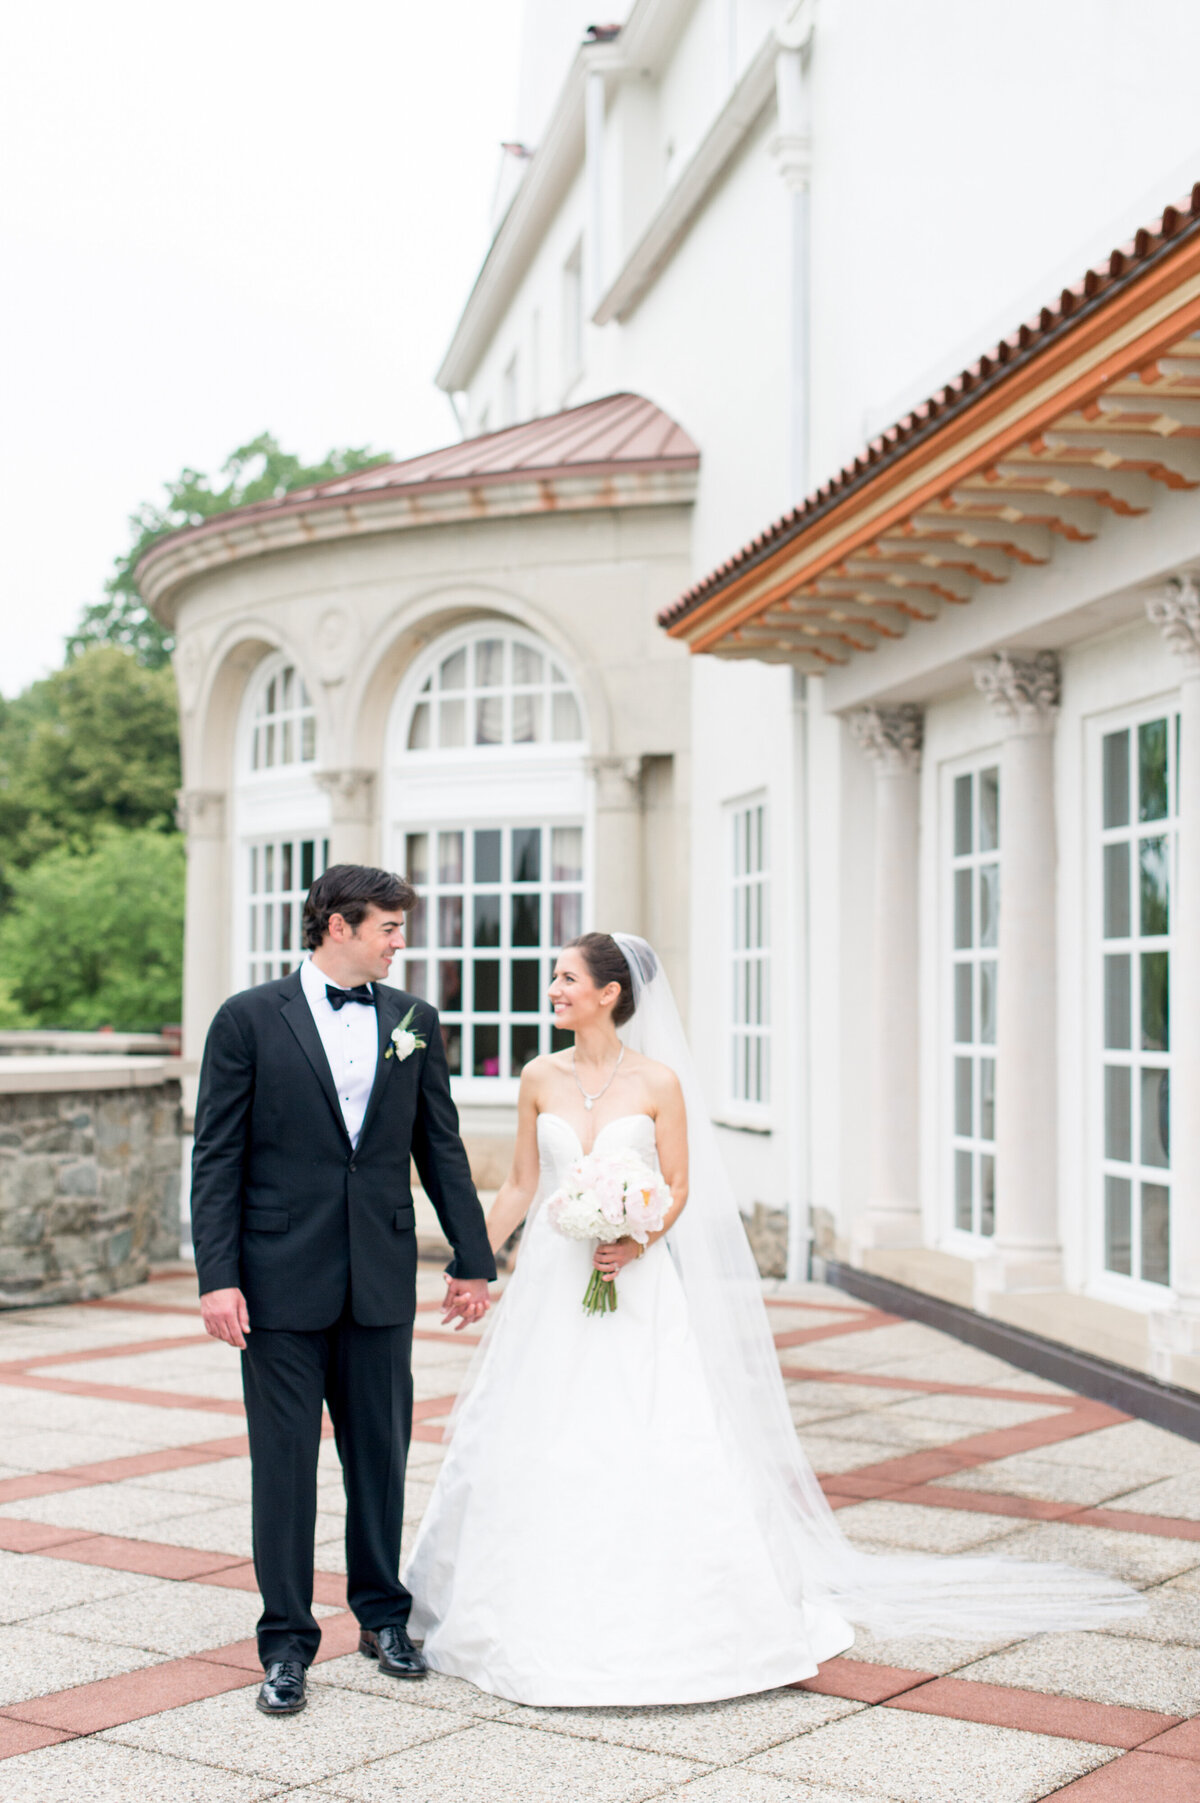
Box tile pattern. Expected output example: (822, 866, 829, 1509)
(1, 1267, 1199, 1800)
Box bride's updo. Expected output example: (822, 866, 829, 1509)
(565, 932, 655, 1026)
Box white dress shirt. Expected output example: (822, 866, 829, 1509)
(300, 955, 379, 1149)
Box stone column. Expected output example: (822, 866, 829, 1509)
(587, 756, 644, 936)
(849, 704, 924, 1250)
(175, 789, 227, 1111)
(1146, 579, 1200, 1368)
(315, 769, 376, 867)
(972, 651, 1062, 1299)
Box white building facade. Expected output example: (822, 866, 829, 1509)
(157, 0, 1200, 1387)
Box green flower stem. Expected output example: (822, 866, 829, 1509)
(583, 1265, 618, 1315)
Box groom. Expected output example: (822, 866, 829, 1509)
(190, 863, 496, 1715)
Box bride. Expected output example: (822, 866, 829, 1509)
(403, 931, 1140, 1708)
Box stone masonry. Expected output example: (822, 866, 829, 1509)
(0, 1058, 182, 1307)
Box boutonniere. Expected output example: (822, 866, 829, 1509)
(385, 1005, 426, 1062)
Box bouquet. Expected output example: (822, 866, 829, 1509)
(545, 1147, 672, 1315)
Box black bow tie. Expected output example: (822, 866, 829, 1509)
(326, 983, 376, 1011)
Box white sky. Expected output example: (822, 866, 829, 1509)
(0, 0, 524, 696)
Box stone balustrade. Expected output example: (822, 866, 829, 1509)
(0, 1058, 183, 1307)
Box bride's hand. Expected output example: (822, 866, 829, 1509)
(593, 1237, 644, 1281)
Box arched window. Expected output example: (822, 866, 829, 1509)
(406, 631, 584, 752)
(250, 660, 317, 770)
(235, 653, 328, 987)
(388, 624, 590, 1094)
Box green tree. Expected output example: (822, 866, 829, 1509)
(68, 432, 392, 668)
(0, 828, 185, 1030)
(1, 647, 180, 882)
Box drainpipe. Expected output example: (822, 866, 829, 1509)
(773, 2, 816, 503)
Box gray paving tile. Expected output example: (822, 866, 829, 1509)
(0, 1739, 277, 1802)
(833, 1499, 1026, 1553)
(1104, 1471, 1200, 1519)
(0, 1479, 229, 1533)
(1, 1428, 164, 1469)
(845, 1626, 1023, 1675)
(103, 1681, 466, 1784)
(861, 1350, 1036, 1387)
(0, 1550, 151, 1623)
(958, 1628, 1200, 1714)
(129, 1455, 254, 1502)
(508, 1688, 861, 1762)
(48, 1350, 245, 1402)
(1046, 1420, 1200, 1477)
(322, 1718, 707, 1801)
(991, 1519, 1200, 1587)
(886, 1394, 1064, 1430)
(312, 1653, 521, 1718)
(812, 1412, 979, 1450)
(46, 1576, 337, 1656)
(792, 1434, 903, 1475)
(938, 1453, 1133, 1507)
(745, 1709, 1116, 1802)
(1114, 1577, 1200, 1645)
(0, 1621, 160, 1704)
(781, 1381, 928, 1414)
(144, 1502, 254, 1556)
(782, 1323, 957, 1373)
(664, 1775, 869, 1803)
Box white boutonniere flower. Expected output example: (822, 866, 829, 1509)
(385, 1005, 427, 1062)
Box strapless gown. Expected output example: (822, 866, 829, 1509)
(403, 1111, 853, 1706)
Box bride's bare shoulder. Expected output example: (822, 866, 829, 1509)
(627, 1051, 683, 1101)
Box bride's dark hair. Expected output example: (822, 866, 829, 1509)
(565, 932, 646, 1026)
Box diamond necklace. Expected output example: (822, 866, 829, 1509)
(572, 1044, 625, 1111)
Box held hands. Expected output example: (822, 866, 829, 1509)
(593, 1237, 645, 1282)
(442, 1276, 491, 1331)
(200, 1287, 251, 1350)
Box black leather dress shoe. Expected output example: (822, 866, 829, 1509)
(359, 1625, 428, 1678)
(256, 1659, 307, 1713)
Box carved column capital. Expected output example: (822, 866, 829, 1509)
(314, 768, 375, 821)
(1146, 574, 1200, 676)
(586, 754, 644, 806)
(972, 650, 1061, 735)
(849, 704, 924, 774)
(175, 789, 225, 839)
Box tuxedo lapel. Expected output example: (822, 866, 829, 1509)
(357, 984, 403, 1153)
(280, 977, 351, 1146)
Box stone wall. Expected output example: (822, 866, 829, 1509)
(0, 1059, 183, 1307)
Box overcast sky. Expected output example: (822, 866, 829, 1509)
(0, 0, 524, 696)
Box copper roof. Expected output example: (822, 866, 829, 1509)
(661, 185, 1200, 644)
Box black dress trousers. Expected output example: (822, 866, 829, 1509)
(240, 1305, 415, 1667)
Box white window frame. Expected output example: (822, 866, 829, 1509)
(403, 624, 586, 760)
(725, 794, 770, 1122)
(243, 653, 317, 774)
(1089, 700, 1178, 1302)
(387, 623, 592, 1105)
(244, 835, 331, 988)
(943, 752, 1001, 1247)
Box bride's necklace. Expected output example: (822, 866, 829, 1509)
(572, 1044, 624, 1111)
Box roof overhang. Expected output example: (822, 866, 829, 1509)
(661, 189, 1200, 673)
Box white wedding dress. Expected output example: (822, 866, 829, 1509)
(403, 1110, 855, 1706)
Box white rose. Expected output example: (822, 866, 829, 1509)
(391, 1028, 419, 1061)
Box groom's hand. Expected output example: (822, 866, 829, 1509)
(442, 1277, 490, 1331)
(200, 1287, 251, 1349)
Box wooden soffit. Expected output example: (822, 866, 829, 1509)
(661, 191, 1200, 669)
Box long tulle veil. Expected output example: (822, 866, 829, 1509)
(610, 932, 1142, 1639)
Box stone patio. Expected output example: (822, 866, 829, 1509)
(1, 1269, 1199, 1799)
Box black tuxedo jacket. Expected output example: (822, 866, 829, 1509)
(190, 971, 496, 1329)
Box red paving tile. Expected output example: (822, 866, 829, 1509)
(0, 1520, 95, 1554)
(0, 1656, 254, 1734)
(1079, 1506, 1200, 1541)
(0, 1372, 245, 1414)
(193, 1637, 262, 1673)
(40, 1534, 247, 1582)
(0, 1334, 212, 1375)
(1050, 1750, 1200, 1798)
(773, 1315, 905, 1349)
(1142, 1719, 1200, 1759)
(797, 1656, 934, 1704)
(891, 1484, 1076, 1523)
(778, 1362, 1079, 1407)
(81, 1298, 200, 1317)
(0, 1718, 77, 1758)
(887, 1677, 1180, 1749)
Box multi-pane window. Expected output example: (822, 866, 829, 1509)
(950, 765, 999, 1236)
(396, 824, 585, 1080)
(248, 836, 329, 985)
(406, 633, 584, 752)
(1100, 715, 1176, 1286)
(250, 664, 316, 770)
(730, 801, 769, 1107)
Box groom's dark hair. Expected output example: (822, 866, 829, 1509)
(303, 864, 417, 949)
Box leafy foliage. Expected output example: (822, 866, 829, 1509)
(0, 828, 185, 1030)
(0, 647, 180, 893)
(67, 432, 392, 668)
